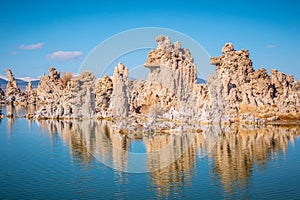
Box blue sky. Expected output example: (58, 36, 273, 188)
(0, 0, 299, 79)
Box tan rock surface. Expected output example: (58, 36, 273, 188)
(5, 69, 26, 105)
(108, 63, 132, 118)
(210, 43, 300, 122)
(129, 81, 178, 117)
(3, 36, 299, 125)
(36, 67, 64, 105)
(95, 75, 113, 117)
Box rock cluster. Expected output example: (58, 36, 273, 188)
(25, 81, 37, 105)
(36, 67, 64, 105)
(67, 70, 96, 118)
(94, 36, 200, 120)
(34, 69, 96, 119)
(210, 43, 300, 123)
(130, 80, 178, 117)
(145, 36, 196, 101)
(108, 63, 132, 118)
(95, 75, 113, 117)
(1, 35, 299, 125)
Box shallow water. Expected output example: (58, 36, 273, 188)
(0, 106, 300, 199)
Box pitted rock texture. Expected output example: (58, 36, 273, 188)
(25, 81, 37, 105)
(210, 43, 300, 122)
(95, 75, 113, 117)
(129, 80, 178, 117)
(2, 36, 299, 124)
(36, 67, 64, 105)
(34, 68, 96, 119)
(145, 35, 196, 100)
(108, 63, 132, 118)
(68, 70, 96, 118)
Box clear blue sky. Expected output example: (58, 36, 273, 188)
(0, 0, 299, 79)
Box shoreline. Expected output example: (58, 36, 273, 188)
(1, 105, 300, 136)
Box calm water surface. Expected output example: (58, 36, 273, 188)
(0, 106, 300, 199)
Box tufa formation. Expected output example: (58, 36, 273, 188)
(1, 35, 299, 125)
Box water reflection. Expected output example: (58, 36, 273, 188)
(32, 119, 300, 197)
(212, 125, 300, 194)
(145, 125, 222, 198)
(1, 104, 36, 134)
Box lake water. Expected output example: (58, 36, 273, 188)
(1, 106, 300, 199)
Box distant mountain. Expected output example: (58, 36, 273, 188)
(197, 78, 206, 84)
(0, 78, 8, 91)
(0, 77, 8, 84)
(0, 77, 40, 91)
(31, 80, 40, 87)
(15, 79, 28, 85)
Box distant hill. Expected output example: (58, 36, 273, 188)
(0, 77, 40, 91)
(15, 79, 28, 85)
(0, 78, 8, 91)
(0, 78, 8, 84)
(197, 78, 206, 84)
(31, 80, 40, 87)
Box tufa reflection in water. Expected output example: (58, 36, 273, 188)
(211, 124, 300, 194)
(29, 119, 300, 197)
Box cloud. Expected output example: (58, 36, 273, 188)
(19, 42, 44, 50)
(46, 51, 83, 61)
(10, 51, 17, 55)
(266, 44, 276, 48)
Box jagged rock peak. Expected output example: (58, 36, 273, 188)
(222, 43, 234, 54)
(144, 35, 197, 106)
(145, 35, 194, 68)
(110, 62, 131, 118)
(210, 43, 253, 81)
(208, 42, 300, 123)
(156, 35, 172, 50)
(95, 75, 113, 116)
(26, 81, 32, 92)
(6, 68, 18, 90)
(49, 67, 60, 80)
(4, 69, 25, 105)
(114, 62, 128, 79)
(6, 68, 15, 80)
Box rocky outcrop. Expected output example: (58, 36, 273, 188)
(129, 80, 178, 117)
(5, 69, 27, 105)
(108, 63, 132, 118)
(67, 70, 96, 118)
(0, 69, 39, 106)
(6, 69, 19, 92)
(145, 36, 196, 103)
(2, 35, 300, 125)
(25, 81, 37, 105)
(34, 68, 96, 119)
(145, 36, 196, 89)
(210, 43, 300, 123)
(36, 67, 64, 105)
(95, 75, 113, 117)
